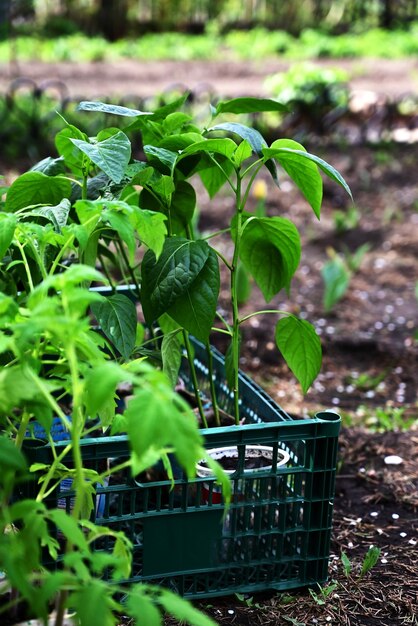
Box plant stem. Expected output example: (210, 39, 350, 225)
(230, 171, 243, 425)
(182, 331, 208, 428)
(239, 309, 291, 324)
(205, 342, 220, 426)
(116, 238, 141, 300)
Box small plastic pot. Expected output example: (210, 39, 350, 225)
(196, 444, 290, 504)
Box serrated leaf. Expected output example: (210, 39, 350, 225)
(5, 172, 71, 213)
(84, 362, 127, 418)
(141, 238, 209, 323)
(47, 509, 88, 551)
(214, 96, 288, 116)
(126, 386, 202, 478)
(126, 589, 162, 626)
(77, 100, 153, 117)
(71, 131, 131, 184)
(70, 580, 116, 626)
(91, 294, 137, 360)
(275, 317, 322, 393)
(158, 588, 217, 626)
(240, 217, 301, 301)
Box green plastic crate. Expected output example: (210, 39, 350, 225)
(22, 341, 341, 599)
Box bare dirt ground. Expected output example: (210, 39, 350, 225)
(1, 57, 418, 100)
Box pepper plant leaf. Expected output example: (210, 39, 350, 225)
(141, 238, 209, 323)
(0, 213, 17, 258)
(77, 100, 153, 117)
(5, 172, 71, 213)
(167, 246, 220, 342)
(275, 316, 322, 393)
(71, 131, 131, 184)
(263, 139, 323, 218)
(214, 97, 288, 116)
(161, 329, 183, 387)
(182, 138, 237, 159)
(240, 217, 301, 301)
(134, 208, 167, 259)
(91, 294, 137, 361)
(263, 141, 353, 212)
(208, 122, 279, 185)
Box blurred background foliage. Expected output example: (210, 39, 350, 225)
(1, 0, 418, 41)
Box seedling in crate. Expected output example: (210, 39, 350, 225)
(75, 96, 353, 426)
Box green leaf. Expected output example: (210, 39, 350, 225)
(47, 509, 88, 552)
(5, 172, 71, 212)
(126, 386, 203, 478)
(71, 131, 131, 184)
(198, 154, 234, 199)
(240, 217, 301, 301)
(208, 122, 265, 155)
(264, 142, 353, 203)
(152, 175, 175, 202)
(214, 97, 288, 116)
(322, 256, 351, 312)
(170, 180, 196, 231)
(182, 138, 237, 159)
(134, 208, 167, 259)
(77, 100, 153, 117)
(84, 362, 127, 419)
(91, 294, 137, 360)
(263, 139, 323, 218)
(0, 213, 17, 258)
(70, 580, 116, 626)
(341, 551, 352, 576)
(161, 330, 183, 387)
(27, 199, 71, 232)
(141, 238, 209, 323)
(158, 588, 217, 626)
(55, 125, 88, 175)
(144, 145, 178, 174)
(234, 140, 252, 166)
(275, 317, 322, 393)
(30, 156, 66, 176)
(208, 122, 278, 185)
(167, 246, 220, 342)
(0, 436, 27, 473)
(360, 546, 381, 578)
(103, 207, 136, 264)
(126, 588, 162, 626)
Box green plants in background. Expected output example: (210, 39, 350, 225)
(264, 63, 349, 135)
(332, 204, 360, 234)
(322, 243, 369, 312)
(341, 545, 381, 580)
